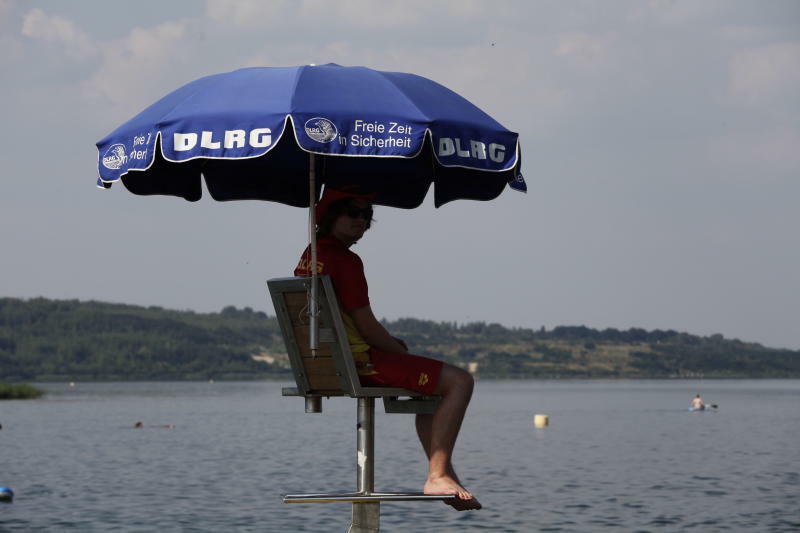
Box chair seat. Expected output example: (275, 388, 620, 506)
(282, 387, 440, 414)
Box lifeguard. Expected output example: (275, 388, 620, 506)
(294, 187, 482, 511)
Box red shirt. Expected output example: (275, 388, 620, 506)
(295, 236, 371, 354)
(294, 236, 370, 311)
(294, 236, 443, 393)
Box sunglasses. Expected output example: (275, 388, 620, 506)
(344, 206, 373, 220)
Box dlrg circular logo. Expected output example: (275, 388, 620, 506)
(304, 117, 337, 143)
(102, 144, 128, 170)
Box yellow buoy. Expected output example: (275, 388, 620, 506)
(533, 414, 549, 427)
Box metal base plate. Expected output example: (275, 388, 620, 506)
(283, 491, 455, 503)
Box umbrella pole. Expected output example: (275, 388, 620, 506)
(308, 153, 319, 353)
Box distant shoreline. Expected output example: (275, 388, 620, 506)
(3, 297, 799, 381)
(16, 375, 800, 385)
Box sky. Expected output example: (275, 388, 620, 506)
(1, 0, 799, 349)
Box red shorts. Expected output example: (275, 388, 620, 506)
(358, 348, 443, 396)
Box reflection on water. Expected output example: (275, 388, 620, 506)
(1, 380, 798, 532)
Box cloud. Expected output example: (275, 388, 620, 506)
(206, 0, 484, 30)
(0, 0, 14, 23)
(728, 42, 800, 104)
(707, 126, 800, 181)
(751, 128, 800, 171)
(206, 0, 292, 28)
(0, 0, 21, 66)
(82, 20, 195, 115)
(554, 32, 618, 71)
(21, 7, 94, 58)
(717, 24, 774, 43)
(313, 0, 438, 27)
(627, 0, 720, 24)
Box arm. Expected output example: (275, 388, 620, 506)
(350, 305, 408, 353)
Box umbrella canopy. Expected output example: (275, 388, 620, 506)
(96, 64, 525, 208)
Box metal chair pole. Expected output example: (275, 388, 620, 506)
(349, 397, 380, 532)
(308, 153, 319, 352)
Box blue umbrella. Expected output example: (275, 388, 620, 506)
(95, 64, 525, 347)
(96, 63, 525, 207)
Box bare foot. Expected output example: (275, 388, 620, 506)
(424, 476, 482, 511)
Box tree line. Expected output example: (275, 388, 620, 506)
(1, 297, 798, 381)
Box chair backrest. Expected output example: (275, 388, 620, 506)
(268, 276, 440, 414)
(268, 276, 362, 397)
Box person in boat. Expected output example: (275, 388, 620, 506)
(294, 187, 481, 511)
(690, 394, 705, 410)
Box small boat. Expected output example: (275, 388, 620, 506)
(688, 403, 718, 412)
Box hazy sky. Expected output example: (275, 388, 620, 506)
(1, 0, 798, 349)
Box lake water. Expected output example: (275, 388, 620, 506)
(1, 380, 798, 532)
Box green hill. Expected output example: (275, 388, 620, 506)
(1, 297, 798, 380)
(0, 298, 288, 381)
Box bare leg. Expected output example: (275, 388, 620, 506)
(416, 364, 481, 510)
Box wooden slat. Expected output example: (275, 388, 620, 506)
(284, 292, 331, 327)
(301, 356, 338, 376)
(284, 291, 310, 326)
(308, 374, 345, 391)
(293, 325, 334, 356)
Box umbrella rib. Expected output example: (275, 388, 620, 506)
(373, 71, 434, 124)
(288, 65, 307, 115)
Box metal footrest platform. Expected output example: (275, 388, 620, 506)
(284, 491, 455, 504)
(382, 396, 440, 414)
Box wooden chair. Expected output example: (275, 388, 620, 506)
(267, 276, 449, 532)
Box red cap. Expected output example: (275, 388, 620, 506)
(315, 187, 376, 220)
